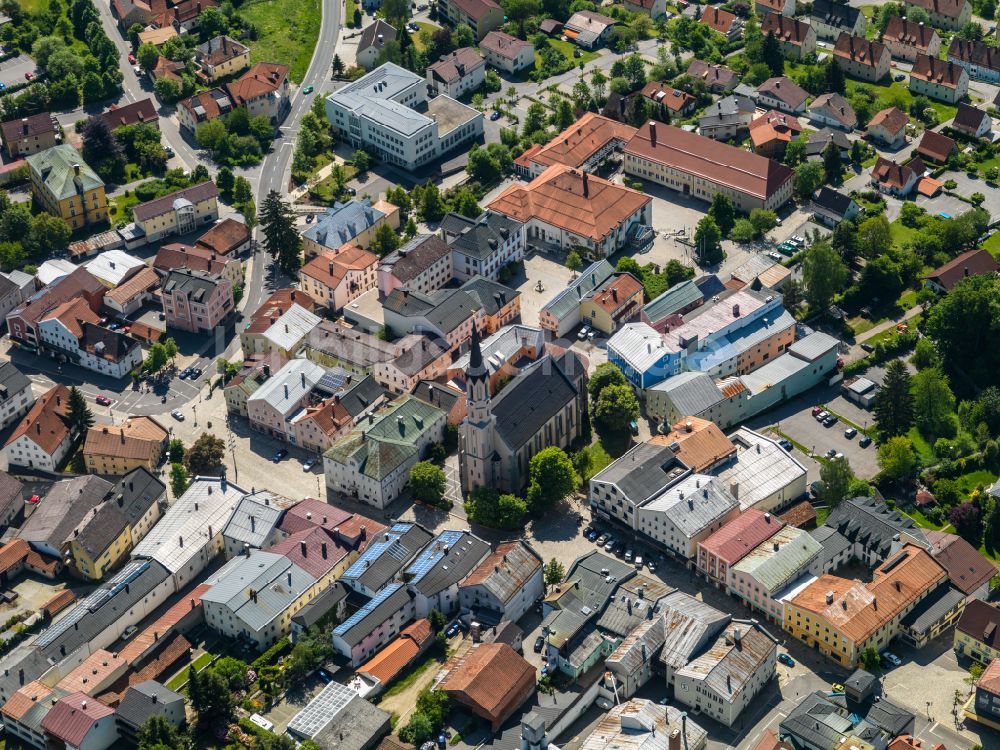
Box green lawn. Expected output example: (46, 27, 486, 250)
(574, 440, 615, 482)
(412, 22, 442, 52)
(307, 164, 358, 203)
(956, 470, 997, 495)
(889, 218, 920, 249)
(535, 38, 599, 70)
(845, 78, 958, 124)
(907, 426, 937, 465)
(906, 507, 953, 531)
(985, 230, 1000, 259)
(16, 0, 49, 14)
(815, 506, 831, 526)
(238, 0, 322, 82)
(109, 193, 140, 223)
(345, 0, 359, 26)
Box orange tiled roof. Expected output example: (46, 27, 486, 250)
(118, 582, 209, 663)
(790, 545, 946, 644)
(439, 643, 535, 718)
(42, 588, 77, 615)
(521, 112, 637, 171)
(227, 62, 288, 104)
(56, 650, 123, 695)
(868, 106, 908, 135)
(357, 620, 430, 685)
(105, 267, 159, 307)
(699, 6, 738, 33)
(2, 681, 53, 721)
(0, 539, 29, 575)
(488, 164, 649, 243)
(4, 384, 70, 456)
(911, 54, 965, 88)
(650, 416, 738, 472)
(589, 273, 643, 315)
(42, 297, 100, 338)
(300, 246, 378, 292)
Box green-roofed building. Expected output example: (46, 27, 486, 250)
(323, 395, 447, 509)
(641, 279, 704, 330)
(27, 144, 108, 231)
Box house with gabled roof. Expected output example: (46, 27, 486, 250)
(698, 6, 743, 39)
(808, 93, 857, 131)
(867, 106, 909, 148)
(915, 129, 957, 163)
(910, 53, 968, 103)
(833, 33, 890, 82)
(951, 102, 992, 138)
(761, 14, 817, 60)
(905, 0, 970, 30)
(3, 384, 72, 473)
(809, 0, 866, 40)
(881, 16, 940, 61)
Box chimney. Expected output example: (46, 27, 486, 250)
(733, 303, 740, 317)
(825, 590, 833, 605)
(773, 542, 779, 552)
(300, 540, 307, 557)
(287, 571, 293, 586)
(649, 120, 657, 147)
(284, 384, 289, 400)
(734, 628, 741, 647)
(582, 171, 589, 198)
(250, 515, 256, 532)
(669, 730, 681, 750)
(73, 163, 80, 175)
(321, 542, 328, 559)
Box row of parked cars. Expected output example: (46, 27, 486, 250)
(768, 234, 807, 261)
(584, 525, 656, 573)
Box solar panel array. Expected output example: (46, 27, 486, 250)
(404, 529, 465, 584)
(287, 680, 355, 738)
(342, 523, 414, 579)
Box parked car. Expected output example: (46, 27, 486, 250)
(625, 548, 633, 561)
(629, 420, 639, 436)
(810, 480, 825, 497)
(881, 651, 901, 667)
(894, 73, 905, 81)
(178, 368, 192, 380)
(790, 235, 805, 245)
(578, 325, 590, 340)
(128, 53, 136, 63)
(825, 448, 837, 458)
(768, 251, 782, 261)
(191, 367, 203, 378)
(272, 448, 288, 462)
(302, 457, 318, 471)
(811, 406, 823, 417)
(859, 435, 873, 448)
(446, 622, 460, 637)
(634, 555, 643, 569)
(170, 409, 185, 421)
(823, 415, 838, 427)
(778, 653, 795, 667)
(778, 439, 793, 451)
(95, 395, 112, 406)
(28, 495, 39, 504)
(831, 683, 844, 692)
(815, 410, 830, 422)
(534, 636, 545, 653)
(596, 533, 607, 545)
(490, 110, 502, 121)
(604, 538, 616, 552)
(121, 624, 139, 640)
(861, 342, 874, 353)
(844, 427, 857, 439)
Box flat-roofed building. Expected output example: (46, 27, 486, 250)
(326, 63, 483, 170)
(623, 122, 794, 213)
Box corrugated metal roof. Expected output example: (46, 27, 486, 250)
(579, 700, 707, 750)
(640, 475, 738, 538)
(732, 526, 822, 593)
(657, 590, 730, 669)
(247, 359, 326, 416)
(223, 493, 286, 549)
(713, 428, 807, 511)
(202, 551, 317, 632)
(592, 442, 686, 507)
(642, 280, 703, 324)
(788, 331, 840, 362)
(647, 372, 724, 416)
(608, 322, 670, 373)
(262, 304, 322, 351)
(132, 477, 246, 574)
(676, 622, 775, 700)
(540, 260, 615, 321)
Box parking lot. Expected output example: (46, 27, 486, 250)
(776, 401, 880, 479)
(0, 54, 38, 89)
(931, 171, 1000, 222)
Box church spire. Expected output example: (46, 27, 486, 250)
(468, 319, 486, 377)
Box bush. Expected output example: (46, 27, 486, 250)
(251, 636, 291, 670)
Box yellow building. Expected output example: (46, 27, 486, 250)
(194, 36, 251, 82)
(26, 145, 108, 231)
(784, 545, 946, 666)
(83, 416, 168, 475)
(579, 272, 644, 334)
(301, 199, 400, 261)
(65, 467, 164, 581)
(955, 599, 1000, 663)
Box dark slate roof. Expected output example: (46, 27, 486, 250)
(694, 274, 726, 299)
(592, 442, 684, 506)
(338, 375, 387, 420)
(381, 234, 451, 283)
(80, 322, 140, 364)
(72, 502, 129, 560)
(345, 523, 434, 592)
(780, 691, 914, 750)
(810, 0, 862, 29)
(822, 496, 928, 560)
(956, 598, 1000, 648)
(442, 210, 523, 262)
(813, 186, 855, 217)
(411, 380, 463, 414)
(0, 361, 30, 402)
(112, 467, 166, 527)
(292, 581, 350, 630)
(34, 559, 171, 662)
(459, 277, 519, 317)
(810, 524, 852, 570)
(899, 582, 966, 634)
(490, 353, 580, 452)
(335, 583, 415, 645)
(162, 268, 224, 302)
(116, 680, 185, 728)
(359, 19, 397, 52)
(0, 471, 23, 524)
(806, 128, 851, 157)
(406, 531, 490, 598)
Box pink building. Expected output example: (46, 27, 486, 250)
(160, 268, 233, 333)
(696, 509, 784, 588)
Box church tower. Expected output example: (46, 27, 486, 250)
(459, 323, 495, 491)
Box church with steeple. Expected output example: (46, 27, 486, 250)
(459, 323, 588, 494)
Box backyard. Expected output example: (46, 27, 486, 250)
(238, 0, 322, 82)
(845, 78, 958, 124)
(535, 38, 599, 69)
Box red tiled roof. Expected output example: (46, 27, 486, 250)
(699, 509, 783, 564)
(439, 644, 535, 721)
(195, 218, 250, 255)
(4, 384, 70, 456)
(42, 692, 114, 747)
(699, 6, 738, 34)
(42, 588, 77, 616)
(2, 681, 53, 722)
(872, 156, 916, 189)
(924, 529, 996, 593)
(925, 248, 998, 290)
(833, 32, 887, 68)
(100, 99, 158, 130)
(868, 106, 908, 136)
(357, 618, 432, 686)
(911, 53, 966, 88)
(908, 0, 967, 19)
(977, 656, 1000, 696)
(271, 526, 347, 579)
(118, 583, 209, 663)
(778, 500, 818, 528)
(761, 14, 812, 45)
(916, 130, 956, 163)
(625, 122, 794, 201)
(0, 539, 29, 575)
(226, 62, 288, 105)
(639, 82, 696, 113)
(882, 16, 938, 50)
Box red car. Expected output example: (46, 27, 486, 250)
(128, 53, 136, 64)
(95, 395, 112, 406)
(811, 406, 822, 417)
(28, 495, 39, 504)
(24, 71, 32, 80)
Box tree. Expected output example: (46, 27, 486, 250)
(370, 223, 400, 257)
(818, 456, 853, 508)
(167, 438, 185, 464)
(352, 148, 371, 173)
(419, 181, 446, 222)
(29, 213, 70, 257)
(410, 461, 447, 507)
(801, 241, 848, 312)
(259, 190, 301, 274)
(762, 31, 784, 76)
(709, 193, 735, 236)
(428, 608, 446, 633)
(794, 160, 824, 200)
(825, 59, 846, 94)
(950, 501, 983, 544)
(983, 496, 1000, 551)
(552, 98, 575, 130)
(544, 558, 565, 588)
(185, 434, 225, 474)
(137, 716, 185, 750)
(874, 360, 914, 438)
(566, 250, 583, 274)
(749, 208, 777, 235)
(782, 278, 805, 311)
(188, 666, 234, 728)
(588, 362, 628, 402)
(526, 447, 578, 512)
(972, 191, 986, 206)
(595, 383, 640, 433)
(332, 54, 345, 77)
(878, 436, 918, 482)
(912, 367, 956, 437)
(860, 645, 881, 672)
(135, 41, 160, 71)
(857, 215, 891, 258)
(464, 487, 526, 529)
(170, 463, 189, 497)
(730, 218, 756, 243)
(82, 116, 124, 180)
(383, 0, 411, 23)
(154, 76, 181, 103)
(694, 216, 722, 265)
(454, 22, 475, 47)
(210, 656, 249, 691)
(927, 275, 1000, 388)
(823, 140, 843, 183)
(66, 386, 94, 435)
(143, 342, 168, 373)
